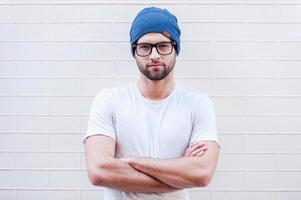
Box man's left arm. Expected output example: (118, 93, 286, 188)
(122, 140, 219, 189)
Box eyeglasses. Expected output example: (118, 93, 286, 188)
(133, 41, 176, 57)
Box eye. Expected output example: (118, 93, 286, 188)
(138, 44, 151, 51)
(157, 43, 170, 49)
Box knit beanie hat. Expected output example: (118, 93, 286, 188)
(130, 7, 181, 57)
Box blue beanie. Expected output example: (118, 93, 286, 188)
(130, 7, 181, 57)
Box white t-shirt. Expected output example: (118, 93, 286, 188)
(84, 82, 219, 200)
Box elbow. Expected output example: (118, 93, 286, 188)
(88, 172, 104, 186)
(194, 171, 213, 187)
(87, 164, 109, 187)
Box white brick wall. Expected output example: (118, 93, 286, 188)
(0, 1, 300, 200)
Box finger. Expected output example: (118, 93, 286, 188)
(185, 144, 206, 156)
(188, 146, 208, 157)
(185, 142, 207, 156)
(195, 150, 206, 157)
(190, 147, 208, 157)
(185, 142, 206, 154)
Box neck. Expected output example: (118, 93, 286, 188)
(137, 72, 175, 100)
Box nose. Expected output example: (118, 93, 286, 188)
(149, 46, 160, 60)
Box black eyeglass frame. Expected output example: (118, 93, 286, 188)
(132, 41, 176, 57)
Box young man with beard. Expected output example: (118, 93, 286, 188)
(83, 7, 220, 200)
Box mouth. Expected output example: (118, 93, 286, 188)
(147, 63, 164, 68)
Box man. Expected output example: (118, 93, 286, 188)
(83, 7, 220, 200)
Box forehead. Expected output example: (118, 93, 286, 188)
(137, 32, 171, 44)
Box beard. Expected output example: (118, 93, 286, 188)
(136, 59, 175, 81)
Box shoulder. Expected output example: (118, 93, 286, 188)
(174, 85, 212, 107)
(93, 82, 136, 102)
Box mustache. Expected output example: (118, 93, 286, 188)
(146, 62, 166, 68)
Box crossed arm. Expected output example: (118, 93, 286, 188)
(84, 135, 219, 193)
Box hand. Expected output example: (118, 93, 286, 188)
(184, 141, 208, 157)
(120, 157, 133, 163)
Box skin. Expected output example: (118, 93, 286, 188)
(85, 32, 220, 193)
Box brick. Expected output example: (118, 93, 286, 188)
(112, 42, 133, 60)
(0, 79, 16, 95)
(278, 191, 301, 200)
(208, 171, 245, 189)
(247, 135, 301, 153)
(246, 171, 301, 189)
(0, 42, 46, 60)
(212, 96, 246, 115)
(216, 116, 247, 133)
(0, 134, 13, 151)
(279, 42, 301, 59)
(278, 154, 301, 170)
(114, 60, 139, 78)
(50, 23, 112, 41)
(12, 133, 48, 151)
(113, 22, 131, 41)
(180, 42, 213, 60)
(49, 61, 114, 78)
(277, 79, 301, 95)
(80, 153, 86, 170)
(49, 134, 84, 152)
(0, 152, 14, 168)
(214, 191, 277, 200)
(0, 6, 12, 22)
(218, 135, 247, 153)
(14, 170, 48, 188)
(46, 42, 80, 60)
(80, 190, 104, 200)
(279, 5, 301, 21)
(79, 78, 117, 96)
(0, 189, 15, 200)
(213, 79, 249, 96)
(48, 170, 92, 189)
(80, 42, 114, 60)
(16, 152, 80, 169)
(0, 170, 14, 187)
(246, 97, 301, 115)
(213, 78, 279, 96)
(210, 61, 249, 77)
(182, 22, 301, 41)
(0, 116, 16, 132)
(42, 5, 142, 22)
(0, 97, 14, 114)
(188, 190, 211, 200)
(246, 116, 280, 132)
(213, 42, 278, 60)
(276, 61, 301, 76)
(174, 61, 213, 78)
(80, 116, 89, 133)
(0, 23, 49, 41)
(16, 116, 48, 132)
(17, 190, 79, 200)
(16, 78, 80, 96)
(17, 116, 80, 132)
(217, 153, 277, 170)
(1, 5, 48, 22)
(0, 61, 50, 77)
(176, 78, 212, 95)
(48, 96, 92, 115)
(15, 97, 48, 115)
(173, 5, 215, 21)
(278, 116, 301, 132)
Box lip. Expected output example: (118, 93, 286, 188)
(148, 63, 163, 68)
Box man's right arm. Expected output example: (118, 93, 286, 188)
(84, 135, 179, 193)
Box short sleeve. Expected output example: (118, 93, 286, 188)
(190, 95, 219, 146)
(83, 89, 116, 144)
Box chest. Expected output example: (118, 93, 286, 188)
(114, 101, 193, 158)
